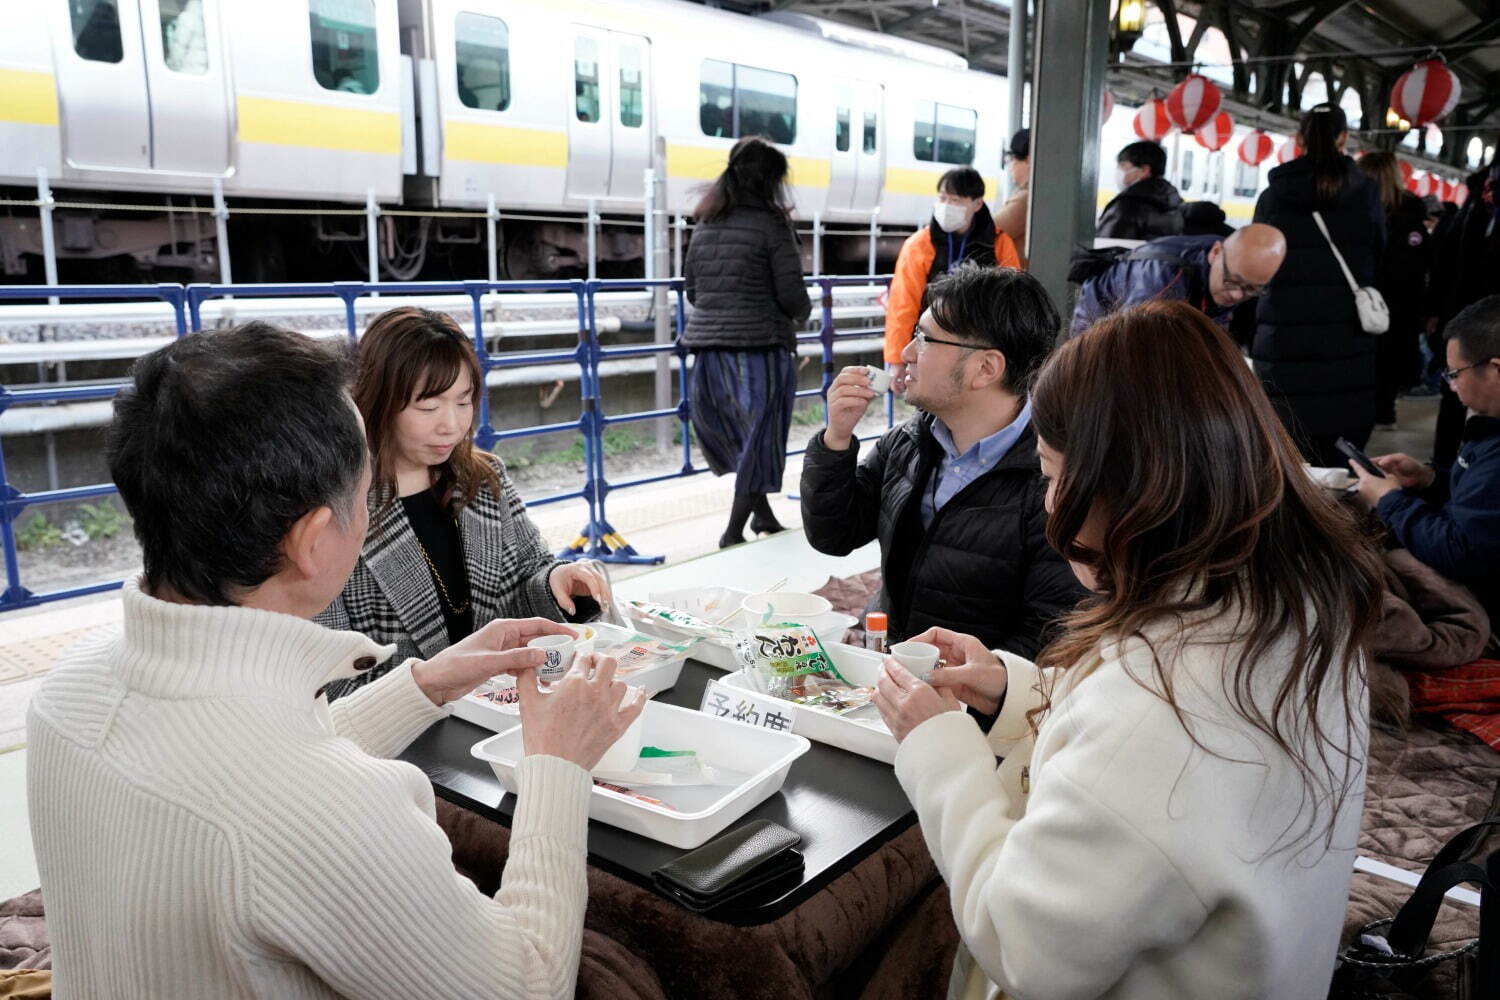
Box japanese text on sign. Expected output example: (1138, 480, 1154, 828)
(699, 680, 795, 734)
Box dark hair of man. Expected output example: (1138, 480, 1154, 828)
(937, 167, 986, 200)
(1117, 141, 1167, 177)
(355, 306, 501, 517)
(107, 323, 364, 605)
(1444, 294, 1500, 363)
(693, 136, 792, 222)
(1298, 103, 1350, 203)
(1030, 300, 1385, 853)
(924, 263, 1059, 395)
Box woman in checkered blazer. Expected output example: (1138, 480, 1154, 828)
(316, 307, 607, 698)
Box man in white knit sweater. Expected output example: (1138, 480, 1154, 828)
(27, 323, 644, 999)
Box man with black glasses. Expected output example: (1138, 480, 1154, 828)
(801, 265, 1085, 659)
(1353, 294, 1500, 649)
(1070, 223, 1287, 336)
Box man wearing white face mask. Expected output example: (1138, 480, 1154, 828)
(884, 168, 1021, 393)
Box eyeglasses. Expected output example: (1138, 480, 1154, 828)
(912, 326, 986, 353)
(1441, 359, 1493, 387)
(1219, 248, 1268, 297)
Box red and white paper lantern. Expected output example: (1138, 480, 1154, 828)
(1237, 130, 1274, 166)
(1133, 98, 1171, 141)
(1165, 74, 1222, 133)
(1275, 138, 1300, 164)
(1102, 89, 1115, 126)
(1398, 160, 1414, 184)
(1194, 111, 1233, 152)
(1454, 183, 1469, 207)
(1411, 173, 1437, 198)
(1391, 59, 1461, 128)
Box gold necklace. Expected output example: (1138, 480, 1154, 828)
(412, 532, 470, 616)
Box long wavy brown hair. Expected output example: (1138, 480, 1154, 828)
(1030, 300, 1385, 850)
(354, 307, 499, 516)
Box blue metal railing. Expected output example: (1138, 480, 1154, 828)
(0, 275, 892, 611)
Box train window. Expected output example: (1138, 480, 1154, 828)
(69, 0, 123, 63)
(863, 112, 877, 154)
(455, 12, 510, 112)
(1180, 150, 1194, 193)
(913, 102, 935, 161)
(159, 0, 208, 74)
(1233, 158, 1258, 198)
(574, 37, 600, 123)
(914, 102, 974, 164)
(698, 60, 796, 144)
(309, 0, 378, 95)
(737, 65, 796, 144)
(619, 44, 643, 128)
(935, 104, 975, 165)
(835, 106, 850, 152)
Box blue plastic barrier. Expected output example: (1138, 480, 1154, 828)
(0, 275, 891, 612)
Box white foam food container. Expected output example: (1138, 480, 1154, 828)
(471, 700, 812, 849)
(452, 622, 687, 734)
(644, 586, 857, 672)
(718, 641, 897, 764)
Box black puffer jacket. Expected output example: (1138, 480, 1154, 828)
(1252, 156, 1385, 442)
(800, 417, 1085, 657)
(1096, 177, 1185, 240)
(683, 205, 811, 351)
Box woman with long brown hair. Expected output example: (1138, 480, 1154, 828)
(1251, 103, 1385, 466)
(874, 300, 1385, 999)
(317, 307, 606, 697)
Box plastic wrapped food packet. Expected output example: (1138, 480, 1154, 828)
(592, 632, 694, 675)
(735, 623, 874, 715)
(624, 600, 738, 641)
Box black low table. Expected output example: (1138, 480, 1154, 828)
(399, 659, 917, 925)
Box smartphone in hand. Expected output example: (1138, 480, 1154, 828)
(1335, 437, 1385, 478)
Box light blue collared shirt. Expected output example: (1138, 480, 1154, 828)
(919, 400, 1032, 530)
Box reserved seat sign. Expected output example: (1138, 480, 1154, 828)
(699, 679, 797, 734)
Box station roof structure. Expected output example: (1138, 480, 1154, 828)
(721, 0, 1500, 170)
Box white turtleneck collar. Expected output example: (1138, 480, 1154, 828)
(113, 578, 396, 705)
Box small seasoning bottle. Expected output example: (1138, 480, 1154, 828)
(865, 612, 889, 654)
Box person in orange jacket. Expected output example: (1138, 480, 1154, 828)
(885, 167, 1022, 391)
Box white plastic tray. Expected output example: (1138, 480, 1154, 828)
(643, 586, 858, 672)
(718, 642, 897, 764)
(452, 622, 686, 734)
(471, 700, 811, 849)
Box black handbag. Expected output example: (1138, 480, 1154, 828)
(1330, 819, 1499, 999)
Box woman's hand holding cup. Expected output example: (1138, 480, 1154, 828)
(913, 627, 1009, 715)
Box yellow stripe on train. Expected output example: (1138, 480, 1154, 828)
(236, 97, 400, 155)
(0, 69, 60, 126)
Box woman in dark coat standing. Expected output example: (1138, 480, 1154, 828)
(684, 136, 812, 547)
(1357, 150, 1431, 427)
(1252, 104, 1385, 466)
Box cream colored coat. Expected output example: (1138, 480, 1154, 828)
(895, 617, 1367, 1000)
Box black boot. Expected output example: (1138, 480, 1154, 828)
(750, 494, 787, 536)
(720, 493, 757, 548)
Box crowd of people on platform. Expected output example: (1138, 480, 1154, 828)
(25, 109, 1500, 1000)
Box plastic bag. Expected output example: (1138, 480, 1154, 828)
(736, 623, 874, 715)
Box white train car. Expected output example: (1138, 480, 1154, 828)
(0, 0, 1463, 281)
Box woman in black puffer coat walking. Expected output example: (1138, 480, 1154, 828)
(1357, 150, 1431, 428)
(1252, 104, 1386, 466)
(684, 136, 812, 547)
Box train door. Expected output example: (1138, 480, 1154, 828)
(851, 86, 885, 213)
(49, 0, 230, 174)
(827, 81, 858, 212)
(139, 0, 231, 173)
(606, 34, 650, 201)
(566, 27, 612, 200)
(827, 81, 884, 215)
(49, 0, 152, 170)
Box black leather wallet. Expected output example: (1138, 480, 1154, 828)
(652, 819, 803, 912)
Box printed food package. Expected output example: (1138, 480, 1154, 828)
(736, 623, 875, 715)
(624, 600, 737, 641)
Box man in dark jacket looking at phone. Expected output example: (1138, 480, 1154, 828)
(1353, 295, 1500, 647)
(800, 265, 1085, 657)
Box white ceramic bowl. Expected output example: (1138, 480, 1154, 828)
(740, 591, 834, 621)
